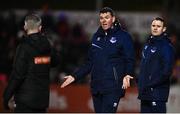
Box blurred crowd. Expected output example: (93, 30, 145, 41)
(0, 10, 180, 87)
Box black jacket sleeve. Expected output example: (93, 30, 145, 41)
(72, 47, 93, 81)
(3, 44, 28, 110)
(122, 32, 135, 77)
(50, 47, 61, 67)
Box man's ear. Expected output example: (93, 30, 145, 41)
(24, 25, 27, 31)
(38, 25, 42, 31)
(163, 27, 166, 32)
(112, 16, 115, 23)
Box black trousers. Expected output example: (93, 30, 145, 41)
(14, 102, 46, 113)
(92, 90, 121, 113)
(141, 100, 166, 113)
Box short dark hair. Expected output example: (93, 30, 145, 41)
(152, 17, 166, 27)
(24, 14, 42, 30)
(99, 7, 115, 16)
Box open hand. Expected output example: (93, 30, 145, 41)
(60, 75, 75, 88)
(122, 75, 133, 89)
(8, 96, 16, 111)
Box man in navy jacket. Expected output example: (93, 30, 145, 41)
(137, 17, 175, 113)
(61, 7, 135, 113)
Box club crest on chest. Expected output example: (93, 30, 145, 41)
(110, 37, 117, 43)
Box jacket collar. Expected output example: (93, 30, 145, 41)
(147, 32, 170, 44)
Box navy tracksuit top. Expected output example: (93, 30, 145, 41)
(73, 23, 135, 95)
(138, 33, 175, 102)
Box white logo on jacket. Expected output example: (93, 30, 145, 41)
(151, 47, 157, 53)
(110, 37, 117, 43)
(113, 103, 117, 107)
(144, 45, 148, 50)
(97, 37, 101, 41)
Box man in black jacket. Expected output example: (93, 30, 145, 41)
(61, 7, 135, 113)
(3, 14, 59, 112)
(137, 17, 175, 113)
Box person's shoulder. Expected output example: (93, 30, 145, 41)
(17, 36, 32, 50)
(91, 32, 99, 42)
(119, 29, 131, 36)
(116, 29, 132, 41)
(15, 40, 29, 54)
(161, 36, 172, 46)
(93, 26, 104, 37)
(114, 26, 129, 35)
(18, 36, 28, 46)
(160, 37, 174, 52)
